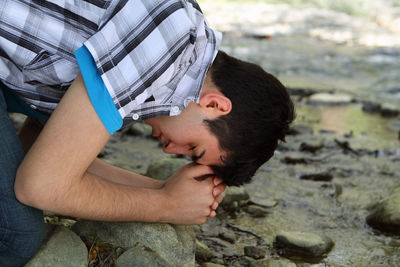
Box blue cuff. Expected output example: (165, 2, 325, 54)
(75, 45, 123, 134)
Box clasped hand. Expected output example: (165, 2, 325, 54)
(159, 163, 226, 225)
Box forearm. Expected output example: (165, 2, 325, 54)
(16, 166, 166, 222)
(88, 158, 164, 189)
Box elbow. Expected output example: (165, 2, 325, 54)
(14, 167, 43, 208)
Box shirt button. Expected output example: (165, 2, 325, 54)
(184, 99, 191, 107)
(171, 106, 180, 113)
(30, 104, 36, 109)
(132, 113, 139, 120)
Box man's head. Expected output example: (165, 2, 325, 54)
(204, 51, 295, 186)
(145, 51, 294, 186)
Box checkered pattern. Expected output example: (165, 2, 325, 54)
(0, 0, 221, 126)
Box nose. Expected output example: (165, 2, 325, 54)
(163, 142, 190, 156)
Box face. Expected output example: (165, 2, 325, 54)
(145, 102, 226, 166)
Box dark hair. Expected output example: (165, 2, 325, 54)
(205, 51, 295, 186)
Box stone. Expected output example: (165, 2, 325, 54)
(244, 246, 266, 259)
(273, 231, 333, 258)
(366, 187, 400, 234)
(287, 124, 313, 136)
(145, 157, 190, 180)
(380, 103, 399, 117)
(220, 186, 250, 207)
(116, 246, 170, 267)
(307, 93, 353, 105)
(218, 232, 236, 243)
(362, 101, 381, 114)
(249, 198, 277, 208)
(299, 172, 333, 182)
(72, 220, 195, 267)
(249, 257, 297, 267)
(25, 226, 88, 267)
(244, 205, 269, 218)
(195, 239, 214, 262)
(202, 263, 225, 267)
(125, 122, 153, 137)
(299, 141, 324, 153)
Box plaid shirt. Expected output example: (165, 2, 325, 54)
(0, 0, 221, 128)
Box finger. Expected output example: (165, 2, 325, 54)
(209, 210, 216, 217)
(213, 184, 226, 197)
(215, 194, 223, 204)
(213, 177, 224, 186)
(211, 201, 219, 210)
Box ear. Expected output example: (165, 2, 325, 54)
(199, 93, 232, 116)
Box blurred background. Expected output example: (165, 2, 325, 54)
(200, 0, 400, 147)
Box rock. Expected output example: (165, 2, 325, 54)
(380, 103, 399, 117)
(116, 246, 170, 267)
(202, 263, 225, 267)
(299, 141, 324, 153)
(307, 93, 353, 105)
(362, 101, 381, 114)
(249, 198, 277, 208)
(125, 122, 153, 137)
(244, 246, 266, 259)
(249, 257, 297, 267)
(244, 205, 269, 218)
(287, 124, 313, 135)
(274, 231, 333, 258)
(25, 226, 88, 267)
(218, 232, 236, 243)
(299, 172, 333, 182)
(73, 221, 195, 267)
(220, 186, 250, 207)
(195, 239, 214, 262)
(366, 187, 400, 234)
(145, 157, 190, 180)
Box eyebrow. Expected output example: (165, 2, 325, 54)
(191, 150, 206, 163)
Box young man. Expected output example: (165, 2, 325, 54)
(0, 0, 294, 265)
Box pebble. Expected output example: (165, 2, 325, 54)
(218, 232, 236, 243)
(244, 246, 267, 259)
(244, 205, 269, 218)
(299, 172, 333, 182)
(366, 187, 400, 234)
(221, 186, 250, 207)
(307, 93, 353, 105)
(274, 231, 334, 258)
(249, 257, 297, 267)
(196, 239, 214, 262)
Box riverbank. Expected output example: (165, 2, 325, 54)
(16, 1, 400, 266)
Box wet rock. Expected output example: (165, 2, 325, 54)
(73, 220, 195, 266)
(244, 205, 269, 218)
(25, 226, 88, 267)
(299, 172, 333, 182)
(249, 257, 297, 267)
(249, 198, 277, 208)
(196, 239, 214, 262)
(244, 246, 266, 259)
(380, 103, 399, 117)
(116, 246, 170, 267)
(202, 263, 225, 267)
(287, 124, 313, 135)
(366, 187, 400, 234)
(218, 232, 236, 243)
(221, 186, 250, 208)
(274, 231, 333, 258)
(362, 101, 381, 114)
(145, 157, 190, 180)
(124, 122, 153, 137)
(299, 141, 324, 153)
(307, 93, 353, 105)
